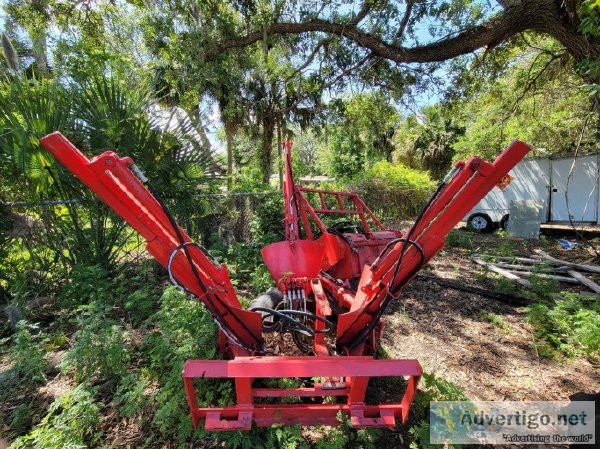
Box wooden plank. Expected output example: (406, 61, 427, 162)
(495, 262, 556, 272)
(471, 255, 531, 287)
(567, 270, 600, 293)
(534, 249, 600, 274)
(473, 254, 544, 265)
(506, 270, 580, 284)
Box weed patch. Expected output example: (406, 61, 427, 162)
(57, 264, 112, 309)
(9, 385, 100, 449)
(481, 311, 511, 334)
(142, 286, 220, 444)
(525, 292, 600, 361)
(115, 373, 149, 418)
(8, 321, 48, 387)
(61, 304, 131, 383)
(212, 243, 273, 296)
(10, 403, 33, 435)
(409, 372, 467, 449)
(445, 230, 473, 250)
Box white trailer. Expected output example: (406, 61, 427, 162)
(465, 152, 600, 232)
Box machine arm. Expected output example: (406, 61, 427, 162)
(39, 132, 263, 352)
(336, 140, 531, 350)
(282, 140, 300, 242)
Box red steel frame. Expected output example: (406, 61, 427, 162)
(40, 131, 530, 431)
(281, 141, 388, 241)
(183, 356, 421, 430)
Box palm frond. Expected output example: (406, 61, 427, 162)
(1, 33, 19, 74)
(0, 79, 75, 192)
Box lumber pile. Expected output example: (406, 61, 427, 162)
(471, 249, 600, 294)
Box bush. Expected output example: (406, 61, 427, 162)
(123, 285, 159, 325)
(58, 262, 160, 325)
(409, 372, 467, 449)
(57, 264, 112, 309)
(10, 385, 100, 449)
(9, 321, 47, 387)
(525, 292, 600, 361)
(115, 373, 149, 417)
(214, 243, 274, 296)
(347, 161, 435, 220)
(142, 287, 220, 443)
(252, 193, 284, 244)
(445, 230, 473, 250)
(10, 403, 33, 435)
(61, 304, 130, 383)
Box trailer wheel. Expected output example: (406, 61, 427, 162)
(467, 213, 494, 233)
(500, 214, 509, 230)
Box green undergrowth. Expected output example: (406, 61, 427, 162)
(480, 311, 511, 334)
(4, 256, 393, 448)
(445, 229, 473, 250)
(525, 292, 600, 361)
(408, 372, 468, 449)
(142, 286, 223, 444)
(8, 321, 48, 389)
(61, 303, 131, 383)
(56, 260, 162, 325)
(473, 246, 600, 362)
(10, 386, 101, 449)
(210, 241, 273, 296)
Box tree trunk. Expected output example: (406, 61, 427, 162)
(277, 118, 283, 189)
(261, 116, 275, 184)
(32, 32, 48, 74)
(30, 0, 49, 75)
(224, 120, 235, 190)
(530, 0, 600, 66)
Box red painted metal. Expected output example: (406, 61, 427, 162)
(335, 141, 532, 349)
(40, 131, 530, 432)
(282, 140, 300, 242)
(183, 356, 422, 430)
(261, 239, 324, 281)
(279, 151, 404, 279)
(39, 132, 263, 355)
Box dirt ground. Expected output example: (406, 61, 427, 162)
(376, 228, 599, 448)
(384, 278, 598, 402)
(382, 231, 599, 403)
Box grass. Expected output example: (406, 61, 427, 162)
(480, 311, 511, 334)
(445, 229, 473, 250)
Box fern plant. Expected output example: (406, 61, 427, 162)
(9, 321, 47, 387)
(10, 385, 100, 449)
(61, 303, 131, 383)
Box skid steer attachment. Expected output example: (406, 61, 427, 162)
(183, 356, 421, 429)
(40, 132, 530, 430)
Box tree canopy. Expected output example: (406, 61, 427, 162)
(0, 0, 599, 185)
